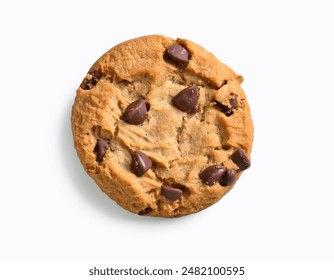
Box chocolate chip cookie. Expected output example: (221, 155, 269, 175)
(71, 35, 254, 217)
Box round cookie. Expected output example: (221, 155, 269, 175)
(71, 35, 254, 217)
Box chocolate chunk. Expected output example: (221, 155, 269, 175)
(172, 85, 199, 113)
(164, 44, 189, 67)
(215, 102, 231, 116)
(94, 139, 110, 163)
(161, 185, 183, 201)
(219, 80, 228, 88)
(219, 169, 237, 186)
(122, 99, 148, 125)
(200, 165, 226, 186)
(131, 151, 152, 176)
(138, 207, 152, 216)
(231, 148, 251, 171)
(80, 71, 101, 90)
(215, 93, 238, 116)
(229, 93, 238, 109)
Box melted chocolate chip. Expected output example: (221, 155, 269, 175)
(131, 151, 152, 176)
(164, 44, 189, 67)
(138, 207, 152, 216)
(122, 99, 148, 125)
(94, 139, 110, 163)
(172, 85, 199, 113)
(200, 165, 226, 186)
(231, 148, 251, 171)
(161, 185, 183, 201)
(219, 169, 237, 186)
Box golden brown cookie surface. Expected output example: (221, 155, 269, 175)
(71, 35, 253, 217)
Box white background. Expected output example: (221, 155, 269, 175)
(1, 0, 333, 261)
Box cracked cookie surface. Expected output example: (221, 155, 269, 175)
(71, 35, 254, 217)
